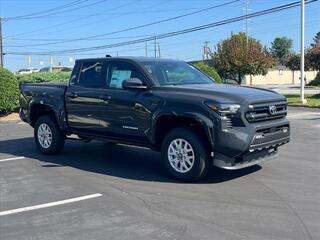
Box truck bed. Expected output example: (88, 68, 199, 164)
(19, 82, 68, 127)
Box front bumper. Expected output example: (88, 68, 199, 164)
(212, 117, 290, 170)
(213, 143, 286, 170)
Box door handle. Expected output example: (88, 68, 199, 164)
(99, 95, 112, 101)
(68, 92, 78, 99)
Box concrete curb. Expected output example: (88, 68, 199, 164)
(288, 104, 320, 109)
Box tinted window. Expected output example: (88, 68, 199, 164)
(78, 61, 106, 88)
(69, 62, 81, 85)
(108, 62, 144, 89)
(142, 61, 214, 86)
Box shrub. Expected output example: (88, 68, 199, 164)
(16, 71, 71, 83)
(0, 67, 19, 114)
(193, 62, 222, 83)
(308, 72, 320, 86)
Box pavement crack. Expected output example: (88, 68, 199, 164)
(251, 176, 313, 240)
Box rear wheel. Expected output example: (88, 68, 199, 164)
(161, 127, 210, 182)
(34, 115, 65, 155)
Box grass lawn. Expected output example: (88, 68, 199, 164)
(284, 94, 320, 107)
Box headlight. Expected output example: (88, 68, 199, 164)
(206, 102, 240, 115)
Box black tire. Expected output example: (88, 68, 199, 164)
(34, 115, 65, 155)
(161, 127, 210, 182)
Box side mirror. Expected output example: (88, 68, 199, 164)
(122, 78, 147, 89)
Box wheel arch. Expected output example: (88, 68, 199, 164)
(151, 112, 215, 151)
(29, 102, 57, 127)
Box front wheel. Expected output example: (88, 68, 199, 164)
(34, 115, 65, 155)
(161, 127, 210, 182)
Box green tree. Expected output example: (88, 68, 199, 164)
(270, 37, 293, 65)
(306, 34, 320, 86)
(307, 45, 320, 71)
(193, 62, 222, 83)
(306, 32, 320, 71)
(213, 32, 275, 85)
(0, 67, 19, 114)
(311, 32, 320, 47)
(286, 53, 311, 71)
(308, 72, 320, 86)
(285, 54, 300, 71)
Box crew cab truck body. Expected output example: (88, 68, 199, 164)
(20, 57, 290, 181)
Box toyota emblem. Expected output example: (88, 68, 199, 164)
(269, 105, 277, 115)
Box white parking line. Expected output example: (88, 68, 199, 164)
(0, 193, 103, 216)
(0, 157, 25, 162)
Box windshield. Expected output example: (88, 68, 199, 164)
(141, 60, 215, 86)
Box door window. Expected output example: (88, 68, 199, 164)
(78, 61, 106, 88)
(108, 62, 145, 89)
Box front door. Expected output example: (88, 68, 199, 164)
(100, 61, 152, 142)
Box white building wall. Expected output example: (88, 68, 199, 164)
(245, 69, 318, 85)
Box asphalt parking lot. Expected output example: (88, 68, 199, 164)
(0, 107, 319, 240)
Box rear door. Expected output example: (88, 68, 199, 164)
(65, 60, 109, 134)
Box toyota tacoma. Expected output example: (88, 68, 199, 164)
(19, 57, 290, 181)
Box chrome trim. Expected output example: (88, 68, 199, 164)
(122, 126, 138, 130)
(213, 152, 279, 170)
(249, 136, 290, 149)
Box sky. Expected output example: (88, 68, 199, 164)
(0, 0, 319, 71)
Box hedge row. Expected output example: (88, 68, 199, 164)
(308, 72, 320, 86)
(0, 67, 20, 115)
(17, 71, 71, 83)
(0, 70, 71, 115)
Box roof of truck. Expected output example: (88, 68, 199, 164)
(75, 56, 181, 63)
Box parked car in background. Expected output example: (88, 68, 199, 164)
(16, 68, 39, 75)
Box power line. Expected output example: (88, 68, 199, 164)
(4, 7, 206, 19)
(4, 34, 155, 42)
(5, 0, 318, 56)
(4, 0, 110, 21)
(4, 0, 89, 20)
(6, 0, 163, 39)
(4, 0, 111, 38)
(65, 0, 241, 41)
(4, 0, 240, 45)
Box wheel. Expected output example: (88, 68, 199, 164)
(161, 127, 210, 182)
(34, 115, 65, 155)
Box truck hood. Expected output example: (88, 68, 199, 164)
(163, 83, 286, 104)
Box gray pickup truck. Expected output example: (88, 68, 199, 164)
(20, 57, 290, 181)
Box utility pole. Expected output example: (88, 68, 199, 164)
(154, 36, 157, 58)
(300, 0, 306, 103)
(245, 0, 249, 45)
(50, 56, 53, 72)
(244, 0, 249, 85)
(157, 42, 161, 58)
(0, 17, 4, 67)
(145, 42, 148, 57)
(203, 41, 210, 60)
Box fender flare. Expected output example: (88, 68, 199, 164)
(28, 99, 67, 130)
(149, 110, 215, 148)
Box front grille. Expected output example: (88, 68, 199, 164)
(245, 101, 287, 123)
